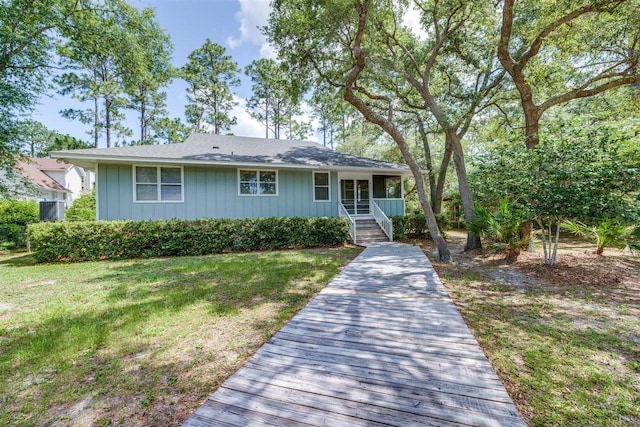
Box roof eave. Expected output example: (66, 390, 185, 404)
(51, 153, 412, 175)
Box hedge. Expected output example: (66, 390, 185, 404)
(27, 217, 351, 262)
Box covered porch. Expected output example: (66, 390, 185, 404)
(337, 172, 407, 245)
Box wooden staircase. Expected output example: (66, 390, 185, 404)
(355, 217, 390, 245)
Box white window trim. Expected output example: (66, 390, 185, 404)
(237, 168, 279, 196)
(313, 171, 331, 202)
(133, 165, 184, 203)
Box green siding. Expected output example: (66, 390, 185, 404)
(97, 164, 339, 221)
(372, 198, 405, 217)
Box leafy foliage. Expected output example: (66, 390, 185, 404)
(467, 199, 529, 261)
(0, 199, 39, 248)
(182, 40, 240, 134)
(245, 58, 311, 140)
(0, 200, 39, 226)
(28, 217, 350, 262)
(562, 220, 633, 255)
(65, 191, 96, 221)
(470, 116, 640, 264)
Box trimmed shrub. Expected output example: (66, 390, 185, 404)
(27, 217, 350, 262)
(66, 191, 96, 221)
(0, 200, 39, 226)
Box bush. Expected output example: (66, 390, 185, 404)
(0, 224, 27, 250)
(0, 199, 38, 248)
(0, 200, 39, 226)
(66, 191, 96, 221)
(27, 216, 351, 262)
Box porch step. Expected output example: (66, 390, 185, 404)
(354, 218, 390, 245)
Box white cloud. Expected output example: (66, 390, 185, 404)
(259, 42, 277, 60)
(227, 0, 271, 49)
(401, 4, 428, 41)
(229, 95, 266, 138)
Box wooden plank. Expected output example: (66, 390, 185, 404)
(218, 379, 465, 427)
(190, 399, 317, 427)
(283, 317, 481, 348)
(228, 364, 525, 424)
(289, 311, 478, 343)
(253, 343, 508, 390)
(242, 357, 515, 404)
(262, 338, 503, 381)
(279, 319, 486, 356)
(209, 386, 391, 427)
(271, 331, 494, 368)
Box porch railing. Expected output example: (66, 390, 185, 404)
(371, 200, 393, 241)
(338, 202, 357, 245)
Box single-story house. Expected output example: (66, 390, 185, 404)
(52, 134, 412, 241)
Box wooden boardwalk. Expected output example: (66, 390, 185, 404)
(182, 243, 526, 427)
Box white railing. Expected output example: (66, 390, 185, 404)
(338, 202, 357, 244)
(371, 200, 393, 241)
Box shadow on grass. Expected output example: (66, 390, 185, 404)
(0, 252, 342, 376)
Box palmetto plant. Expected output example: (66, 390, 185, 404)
(467, 199, 528, 262)
(561, 220, 631, 255)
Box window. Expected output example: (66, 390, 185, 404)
(239, 169, 277, 195)
(385, 176, 402, 198)
(134, 166, 183, 202)
(313, 172, 330, 201)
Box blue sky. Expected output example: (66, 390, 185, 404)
(34, 0, 277, 144)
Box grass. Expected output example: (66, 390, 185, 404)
(428, 232, 640, 426)
(0, 247, 361, 426)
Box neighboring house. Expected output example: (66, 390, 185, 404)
(2, 158, 94, 221)
(52, 134, 412, 241)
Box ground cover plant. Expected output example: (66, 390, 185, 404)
(0, 247, 361, 426)
(424, 231, 640, 426)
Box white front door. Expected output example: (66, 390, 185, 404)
(340, 179, 370, 215)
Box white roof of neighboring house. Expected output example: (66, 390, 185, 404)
(15, 159, 71, 193)
(51, 134, 413, 175)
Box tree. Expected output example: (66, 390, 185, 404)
(56, 0, 172, 147)
(182, 40, 240, 134)
(268, 0, 451, 260)
(152, 117, 190, 144)
(470, 116, 640, 265)
(497, 0, 640, 148)
(0, 0, 95, 187)
(121, 8, 174, 145)
(245, 58, 311, 140)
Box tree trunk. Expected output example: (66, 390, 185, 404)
(433, 141, 452, 215)
(343, 3, 450, 261)
(105, 96, 112, 148)
(447, 130, 481, 250)
(416, 117, 437, 210)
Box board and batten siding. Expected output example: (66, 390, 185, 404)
(97, 164, 338, 221)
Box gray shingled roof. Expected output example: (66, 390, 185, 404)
(51, 134, 410, 172)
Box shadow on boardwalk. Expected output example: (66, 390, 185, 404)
(182, 243, 526, 427)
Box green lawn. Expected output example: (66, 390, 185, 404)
(0, 247, 361, 426)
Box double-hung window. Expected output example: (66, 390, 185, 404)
(313, 172, 330, 202)
(238, 169, 277, 195)
(134, 166, 183, 202)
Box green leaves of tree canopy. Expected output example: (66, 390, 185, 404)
(182, 40, 240, 135)
(471, 117, 640, 263)
(245, 58, 311, 140)
(497, 0, 640, 147)
(55, 0, 174, 148)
